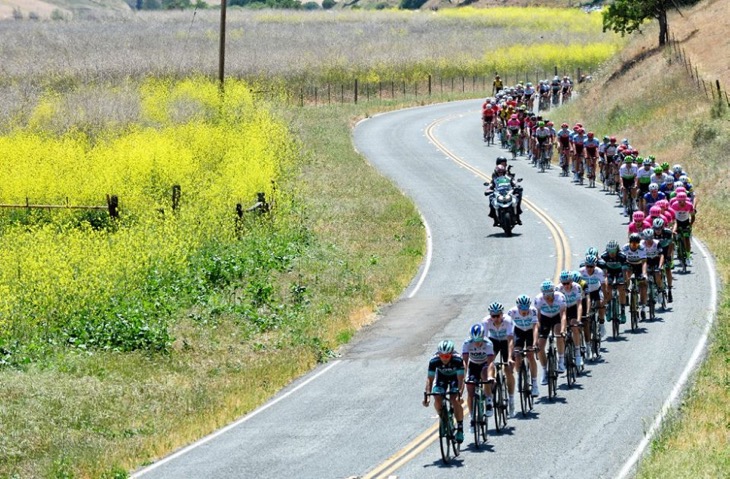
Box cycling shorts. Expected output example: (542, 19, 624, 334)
(638, 182, 651, 194)
(628, 263, 644, 278)
(483, 115, 493, 123)
(676, 219, 692, 232)
(622, 178, 636, 190)
(588, 289, 603, 302)
(467, 361, 490, 381)
(606, 271, 625, 285)
(489, 338, 509, 363)
(566, 304, 579, 321)
(432, 380, 460, 396)
(574, 145, 584, 155)
(514, 327, 535, 349)
(586, 148, 598, 158)
(647, 257, 661, 269)
(538, 314, 561, 339)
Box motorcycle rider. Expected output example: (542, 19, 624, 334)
(486, 162, 523, 227)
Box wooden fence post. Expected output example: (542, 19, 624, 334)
(328, 83, 331, 104)
(314, 86, 318, 106)
(107, 194, 119, 219)
(171, 185, 181, 212)
(428, 74, 432, 97)
(354, 79, 358, 104)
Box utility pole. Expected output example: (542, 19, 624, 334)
(218, 0, 227, 93)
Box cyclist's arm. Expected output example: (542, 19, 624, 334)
(456, 370, 465, 396)
(462, 352, 470, 369)
(642, 259, 647, 278)
(507, 335, 515, 364)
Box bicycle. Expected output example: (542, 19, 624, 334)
(515, 348, 535, 416)
(492, 361, 509, 431)
(564, 326, 579, 387)
(546, 330, 559, 400)
(539, 143, 551, 173)
(426, 391, 461, 463)
(483, 120, 495, 145)
(586, 158, 596, 188)
(587, 297, 601, 360)
(675, 229, 691, 273)
(646, 268, 659, 321)
(465, 378, 490, 448)
(628, 276, 640, 332)
(559, 148, 570, 177)
(606, 276, 623, 339)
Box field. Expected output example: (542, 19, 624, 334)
(0, 7, 624, 478)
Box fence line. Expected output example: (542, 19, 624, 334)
(287, 66, 592, 107)
(669, 34, 729, 108)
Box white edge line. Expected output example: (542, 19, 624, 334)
(407, 215, 433, 299)
(131, 359, 342, 477)
(614, 237, 718, 479)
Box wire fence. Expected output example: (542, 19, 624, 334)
(669, 34, 729, 108)
(285, 66, 593, 106)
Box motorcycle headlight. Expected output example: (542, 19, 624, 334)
(504, 194, 512, 202)
(497, 195, 505, 202)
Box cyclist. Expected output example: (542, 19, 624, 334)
(641, 228, 665, 297)
(628, 211, 652, 236)
(584, 132, 600, 183)
(571, 128, 587, 183)
(533, 121, 552, 166)
(557, 270, 584, 367)
(462, 324, 496, 432)
(506, 114, 521, 156)
(636, 157, 655, 212)
(600, 240, 629, 323)
(423, 340, 465, 444)
(623, 233, 648, 320)
(670, 191, 695, 266)
(652, 217, 674, 302)
(580, 254, 607, 342)
(643, 183, 666, 214)
(507, 294, 540, 397)
(492, 74, 503, 95)
(482, 302, 516, 417)
(619, 156, 638, 216)
(650, 166, 669, 188)
(535, 280, 568, 385)
(482, 101, 496, 142)
(556, 123, 572, 172)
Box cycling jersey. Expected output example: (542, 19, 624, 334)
(557, 283, 582, 307)
(580, 266, 605, 293)
(619, 163, 638, 179)
(644, 191, 666, 210)
(557, 129, 571, 147)
(585, 138, 600, 156)
(637, 167, 653, 184)
(622, 244, 647, 265)
(507, 306, 539, 331)
(534, 291, 566, 317)
(641, 240, 662, 260)
(654, 228, 674, 250)
(461, 338, 495, 365)
(534, 127, 551, 142)
(428, 354, 465, 380)
(628, 220, 652, 234)
(670, 200, 693, 222)
(482, 316, 515, 341)
(600, 251, 628, 274)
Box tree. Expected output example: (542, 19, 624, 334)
(602, 0, 699, 47)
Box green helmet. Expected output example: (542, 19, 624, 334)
(653, 166, 663, 174)
(624, 156, 634, 164)
(538, 121, 545, 127)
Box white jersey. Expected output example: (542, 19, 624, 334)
(619, 163, 638, 179)
(579, 266, 605, 293)
(507, 306, 539, 331)
(641, 240, 662, 260)
(622, 244, 647, 264)
(534, 292, 566, 318)
(481, 316, 515, 341)
(651, 173, 670, 185)
(557, 282, 582, 307)
(637, 167, 654, 184)
(461, 337, 495, 365)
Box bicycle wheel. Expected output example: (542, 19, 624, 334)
(610, 296, 620, 339)
(499, 378, 509, 426)
(630, 288, 639, 332)
(518, 363, 528, 416)
(438, 407, 452, 464)
(477, 392, 488, 445)
(648, 281, 656, 320)
(592, 314, 601, 359)
(548, 345, 558, 400)
(494, 376, 504, 431)
(565, 339, 576, 387)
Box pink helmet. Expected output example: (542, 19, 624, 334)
(676, 192, 688, 201)
(657, 199, 669, 208)
(632, 211, 645, 222)
(649, 206, 662, 217)
(675, 186, 687, 195)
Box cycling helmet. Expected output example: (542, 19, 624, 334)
(649, 183, 660, 192)
(561, 122, 569, 128)
(653, 218, 665, 229)
(547, 121, 554, 127)
(679, 175, 689, 183)
(649, 205, 662, 217)
(437, 340, 455, 355)
(622, 138, 629, 145)
(629, 233, 641, 243)
(632, 211, 645, 222)
(643, 158, 653, 165)
(572, 271, 581, 283)
(585, 254, 598, 266)
(661, 162, 670, 170)
(488, 301, 504, 315)
(676, 192, 688, 201)
(653, 166, 663, 174)
(624, 156, 634, 164)
(606, 240, 620, 252)
(541, 280, 555, 293)
(586, 246, 599, 256)
(587, 131, 594, 138)
(538, 121, 545, 127)
(576, 123, 583, 128)
(527, 82, 533, 87)
(603, 135, 610, 141)
(573, 126, 580, 132)
(609, 136, 617, 142)
(648, 155, 656, 162)
(516, 294, 531, 309)
(559, 270, 572, 283)
(675, 186, 686, 194)
(672, 164, 682, 174)
(496, 156, 508, 163)
(641, 228, 654, 240)
(511, 114, 518, 119)
(470, 323, 486, 341)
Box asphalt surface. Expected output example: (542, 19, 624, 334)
(133, 100, 715, 479)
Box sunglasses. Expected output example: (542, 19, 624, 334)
(438, 353, 452, 360)
(490, 314, 501, 318)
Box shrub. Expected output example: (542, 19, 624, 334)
(322, 0, 336, 8)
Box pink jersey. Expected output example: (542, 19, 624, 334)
(507, 119, 521, 130)
(670, 200, 694, 222)
(628, 220, 652, 234)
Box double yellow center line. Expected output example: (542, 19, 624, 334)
(362, 113, 571, 479)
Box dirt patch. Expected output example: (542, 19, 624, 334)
(606, 45, 663, 83)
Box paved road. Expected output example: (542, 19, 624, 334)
(133, 100, 715, 479)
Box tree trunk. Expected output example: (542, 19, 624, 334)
(658, 9, 669, 46)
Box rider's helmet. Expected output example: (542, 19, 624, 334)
(622, 138, 630, 145)
(653, 166, 663, 174)
(643, 158, 653, 166)
(649, 205, 662, 217)
(437, 340, 455, 355)
(653, 218, 665, 229)
(547, 121, 554, 127)
(641, 228, 654, 240)
(538, 121, 545, 127)
(647, 155, 656, 162)
(511, 114, 518, 119)
(527, 82, 533, 87)
(573, 126, 580, 132)
(661, 162, 670, 170)
(675, 185, 686, 195)
(561, 122, 569, 128)
(516, 294, 531, 309)
(541, 280, 555, 293)
(488, 301, 504, 315)
(572, 271, 581, 283)
(554, 76, 560, 81)
(579, 128, 586, 135)
(649, 183, 660, 192)
(587, 131, 595, 138)
(586, 246, 599, 256)
(679, 175, 689, 184)
(585, 254, 598, 266)
(496, 156, 508, 165)
(470, 323, 486, 341)
(603, 135, 610, 141)
(609, 136, 617, 143)
(624, 155, 635, 164)
(629, 232, 641, 243)
(559, 270, 572, 283)
(632, 211, 645, 222)
(676, 191, 688, 201)
(606, 240, 620, 253)
(672, 164, 683, 174)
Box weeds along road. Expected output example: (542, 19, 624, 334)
(133, 100, 714, 479)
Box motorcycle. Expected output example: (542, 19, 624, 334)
(484, 177, 523, 236)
